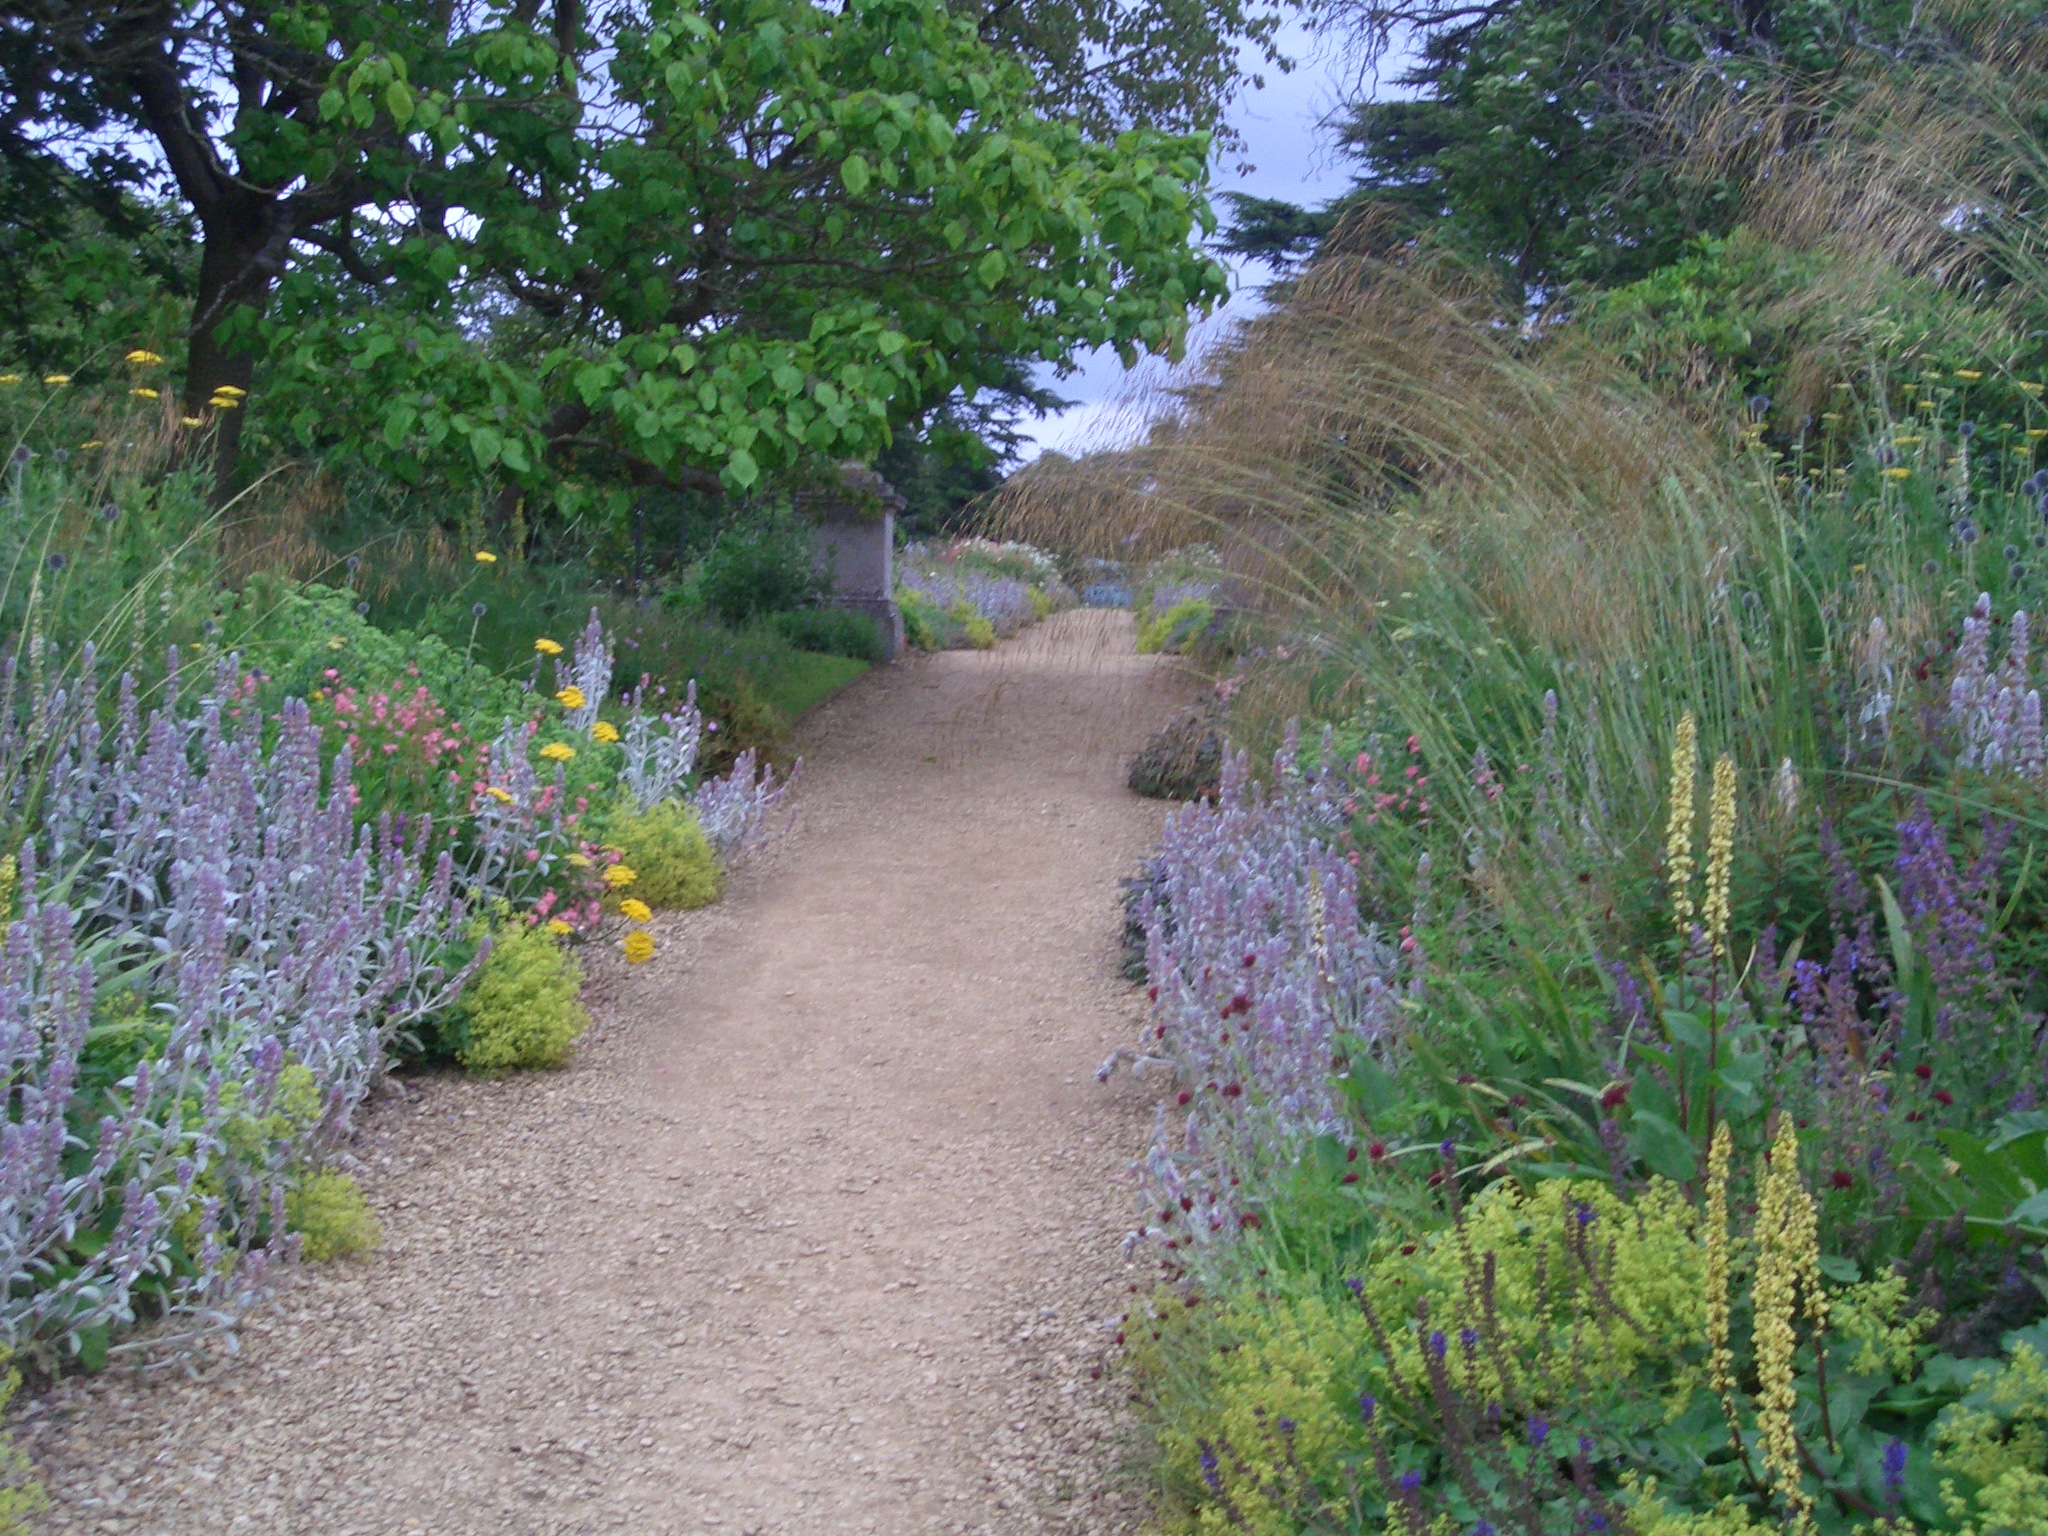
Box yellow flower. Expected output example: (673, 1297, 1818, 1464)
(475, 550, 497, 563)
(546, 918, 574, 936)
(534, 637, 563, 655)
(566, 852, 592, 868)
(0, 374, 19, 385)
(591, 720, 620, 743)
(1880, 466, 1911, 480)
(179, 415, 204, 427)
(1704, 1121, 1735, 1409)
(1892, 434, 1923, 447)
(1703, 754, 1736, 958)
(131, 387, 159, 400)
(485, 786, 514, 805)
(124, 349, 165, 366)
(554, 686, 587, 710)
(2022, 381, 2046, 396)
(538, 742, 576, 763)
(623, 930, 655, 964)
(2029, 429, 2048, 440)
(1666, 713, 1698, 939)
(1753, 1114, 1824, 1528)
(79, 440, 103, 451)
(208, 394, 241, 410)
(1956, 369, 1984, 381)
(603, 864, 637, 889)
(42, 374, 70, 386)
(211, 384, 246, 398)
(619, 898, 653, 922)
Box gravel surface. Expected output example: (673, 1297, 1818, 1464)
(18, 608, 1194, 1536)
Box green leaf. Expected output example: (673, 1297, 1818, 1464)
(386, 80, 415, 126)
(976, 249, 1006, 285)
(1629, 1110, 1697, 1181)
(841, 155, 870, 195)
(726, 446, 759, 487)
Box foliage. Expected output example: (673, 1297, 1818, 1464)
(771, 606, 888, 661)
(1128, 703, 1227, 801)
(693, 507, 823, 627)
(452, 919, 589, 1074)
(1137, 597, 1217, 654)
(605, 801, 722, 912)
(13, 0, 1228, 508)
(285, 1170, 382, 1262)
(0, 1353, 45, 1532)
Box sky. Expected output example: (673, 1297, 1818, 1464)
(1012, 21, 1375, 459)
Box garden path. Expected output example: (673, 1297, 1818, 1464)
(20, 608, 1194, 1536)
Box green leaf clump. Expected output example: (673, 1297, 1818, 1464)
(454, 921, 589, 1073)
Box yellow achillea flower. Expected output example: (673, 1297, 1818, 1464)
(1956, 369, 1984, 381)
(545, 918, 574, 936)
(623, 930, 654, 964)
(79, 440, 103, 451)
(211, 384, 246, 398)
(619, 898, 652, 922)
(538, 742, 575, 763)
(555, 686, 586, 710)
(590, 720, 620, 743)
(2029, 429, 2048, 440)
(42, 374, 70, 386)
(0, 374, 19, 385)
(2022, 381, 2046, 396)
(1703, 754, 1737, 958)
(179, 415, 204, 427)
(603, 863, 637, 889)
(1667, 712, 1698, 939)
(209, 394, 241, 410)
(474, 550, 497, 563)
(1881, 467, 1911, 480)
(1754, 1113, 1823, 1527)
(485, 786, 514, 805)
(124, 349, 165, 365)
(131, 387, 159, 400)
(1893, 434, 1923, 447)
(534, 637, 563, 655)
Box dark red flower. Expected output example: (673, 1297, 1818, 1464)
(1147, 985, 1158, 1002)
(1368, 1142, 1386, 1161)
(1600, 1081, 1630, 1109)
(1341, 1172, 1360, 1185)
(1180, 1195, 1194, 1212)
(1346, 1145, 1359, 1163)
(1934, 1089, 1955, 1106)
(1830, 1169, 1855, 1190)
(1915, 1062, 1933, 1081)
(1239, 1212, 1262, 1230)
(1222, 1083, 1242, 1098)
(1400, 1243, 1417, 1256)
(1176, 1091, 1191, 1106)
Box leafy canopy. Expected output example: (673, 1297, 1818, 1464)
(11, 0, 1229, 501)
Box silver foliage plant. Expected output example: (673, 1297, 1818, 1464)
(0, 611, 797, 1366)
(0, 652, 481, 1365)
(1105, 727, 1402, 1258)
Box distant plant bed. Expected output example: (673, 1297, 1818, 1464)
(1131, 548, 1227, 655)
(894, 537, 1075, 651)
(771, 605, 889, 662)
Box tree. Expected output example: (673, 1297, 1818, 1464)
(6, 0, 1229, 507)
(1239, 0, 1924, 294)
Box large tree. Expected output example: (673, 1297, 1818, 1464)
(1233, 0, 1925, 293)
(4, 0, 1230, 506)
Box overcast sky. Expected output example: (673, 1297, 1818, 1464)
(1012, 21, 1377, 459)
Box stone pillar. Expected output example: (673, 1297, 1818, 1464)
(803, 464, 906, 658)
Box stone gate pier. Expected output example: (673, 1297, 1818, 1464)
(804, 463, 906, 658)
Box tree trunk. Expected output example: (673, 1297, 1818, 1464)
(183, 196, 281, 505)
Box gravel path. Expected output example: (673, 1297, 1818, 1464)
(19, 608, 1191, 1536)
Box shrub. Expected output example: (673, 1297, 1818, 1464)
(453, 921, 589, 1072)
(772, 605, 886, 660)
(898, 584, 945, 650)
(0, 1357, 44, 1534)
(1135, 596, 1215, 654)
(606, 799, 722, 910)
(694, 506, 820, 626)
(1127, 705, 1225, 800)
(286, 1170, 382, 1262)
